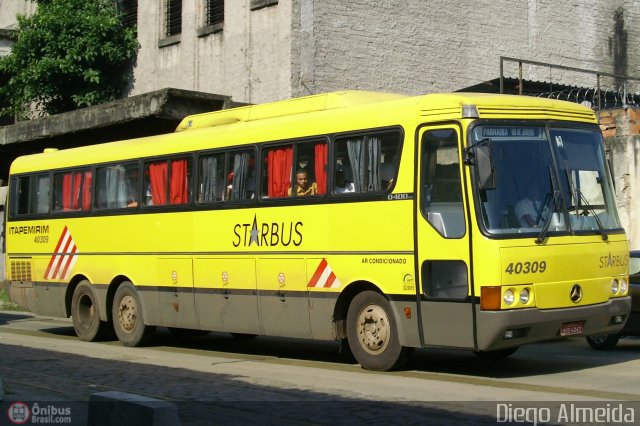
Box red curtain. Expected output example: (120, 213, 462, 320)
(170, 159, 188, 204)
(82, 171, 92, 211)
(61, 171, 92, 211)
(267, 147, 293, 197)
(71, 172, 83, 209)
(149, 162, 168, 205)
(61, 173, 73, 210)
(314, 143, 327, 194)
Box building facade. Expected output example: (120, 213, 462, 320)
(129, 0, 640, 104)
(1, 1, 639, 103)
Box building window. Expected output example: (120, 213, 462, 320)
(120, 0, 138, 28)
(206, 0, 224, 26)
(166, 0, 182, 37)
(250, 0, 278, 11)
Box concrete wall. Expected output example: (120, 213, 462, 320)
(290, 0, 640, 98)
(0, 0, 35, 29)
(132, 0, 292, 104)
(600, 108, 640, 249)
(0, 0, 35, 58)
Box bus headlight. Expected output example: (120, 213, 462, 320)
(504, 289, 515, 305)
(519, 288, 530, 304)
(611, 279, 619, 295)
(620, 278, 628, 294)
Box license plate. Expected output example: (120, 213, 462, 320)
(560, 321, 584, 336)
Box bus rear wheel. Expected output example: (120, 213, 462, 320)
(112, 281, 156, 347)
(71, 280, 112, 341)
(346, 291, 409, 371)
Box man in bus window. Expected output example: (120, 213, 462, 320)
(289, 169, 317, 196)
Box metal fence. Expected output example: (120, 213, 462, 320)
(500, 56, 640, 110)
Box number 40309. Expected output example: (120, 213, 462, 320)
(505, 261, 547, 275)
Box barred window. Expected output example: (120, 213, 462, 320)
(166, 0, 182, 37)
(206, 0, 224, 26)
(120, 0, 137, 28)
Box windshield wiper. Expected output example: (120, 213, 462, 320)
(536, 165, 561, 245)
(535, 190, 558, 244)
(577, 190, 608, 241)
(562, 167, 608, 240)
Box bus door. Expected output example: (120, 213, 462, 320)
(416, 125, 475, 349)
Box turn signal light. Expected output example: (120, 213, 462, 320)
(481, 286, 501, 310)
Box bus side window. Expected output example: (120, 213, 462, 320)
(290, 141, 326, 197)
(145, 157, 192, 206)
(53, 169, 92, 212)
(10, 174, 50, 216)
(333, 130, 400, 194)
(263, 141, 327, 198)
(10, 176, 31, 216)
(225, 149, 255, 201)
(421, 129, 465, 238)
(95, 162, 139, 209)
(198, 153, 225, 203)
(31, 174, 51, 215)
(263, 145, 293, 198)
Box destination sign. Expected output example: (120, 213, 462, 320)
(479, 126, 544, 139)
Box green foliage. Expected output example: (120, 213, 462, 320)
(0, 0, 138, 118)
(0, 288, 22, 311)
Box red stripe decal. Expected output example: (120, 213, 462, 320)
(308, 258, 328, 287)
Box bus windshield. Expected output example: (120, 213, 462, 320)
(472, 124, 622, 236)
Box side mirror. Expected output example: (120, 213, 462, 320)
(475, 144, 496, 190)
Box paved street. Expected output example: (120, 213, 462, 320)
(1, 310, 640, 425)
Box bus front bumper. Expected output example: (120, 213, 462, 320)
(475, 296, 631, 351)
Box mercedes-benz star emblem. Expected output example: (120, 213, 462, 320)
(570, 284, 583, 303)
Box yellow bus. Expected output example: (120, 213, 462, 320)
(3, 91, 631, 371)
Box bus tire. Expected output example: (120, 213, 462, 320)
(586, 333, 620, 350)
(112, 281, 156, 347)
(346, 290, 408, 371)
(71, 280, 112, 342)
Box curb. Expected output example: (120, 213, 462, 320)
(88, 391, 180, 426)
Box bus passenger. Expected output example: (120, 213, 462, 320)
(335, 169, 354, 193)
(288, 169, 317, 196)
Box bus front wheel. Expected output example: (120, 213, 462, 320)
(586, 333, 620, 350)
(71, 280, 112, 341)
(346, 291, 409, 371)
(112, 281, 156, 347)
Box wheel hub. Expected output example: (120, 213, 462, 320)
(117, 295, 137, 334)
(357, 304, 389, 354)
